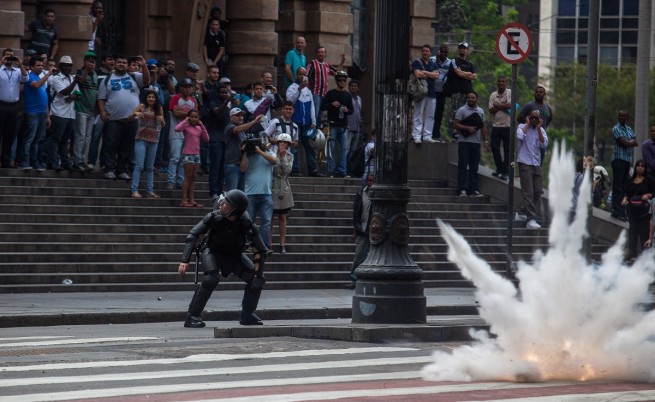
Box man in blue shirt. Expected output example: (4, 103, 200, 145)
(284, 36, 306, 89)
(516, 110, 549, 229)
(610, 110, 638, 221)
(411, 44, 439, 144)
(20, 57, 55, 170)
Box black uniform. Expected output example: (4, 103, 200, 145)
(181, 209, 268, 327)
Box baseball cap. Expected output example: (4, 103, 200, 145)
(180, 77, 194, 87)
(219, 77, 231, 84)
(26, 49, 38, 56)
(230, 108, 245, 116)
(146, 58, 158, 67)
(83, 51, 97, 60)
(186, 62, 200, 71)
(59, 55, 73, 64)
(458, 42, 469, 49)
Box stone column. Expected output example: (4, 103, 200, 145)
(409, 0, 436, 58)
(224, 0, 279, 88)
(0, 0, 25, 54)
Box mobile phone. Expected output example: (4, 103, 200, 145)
(8, 57, 18, 62)
(302, 76, 308, 82)
(266, 85, 273, 90)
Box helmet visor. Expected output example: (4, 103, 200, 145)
(217, 193, 236, 216)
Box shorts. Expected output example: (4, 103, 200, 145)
(273, 208, 291, 216)
(181, 154, 201, 165)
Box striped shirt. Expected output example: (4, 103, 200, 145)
(306, 59, 336, 97)
(612, 123, 636, 163)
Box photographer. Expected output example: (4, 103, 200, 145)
(0, 49, 28, 168)
(224, 109, 263, 191)
(240, 131, 276, 248)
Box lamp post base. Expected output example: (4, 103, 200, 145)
(352, 279, 426, 324)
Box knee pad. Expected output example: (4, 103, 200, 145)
(200, 272, 220, 290)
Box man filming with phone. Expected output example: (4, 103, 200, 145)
(0, 49, 29, 168)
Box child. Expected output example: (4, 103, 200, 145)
(175, 110, 209, 207)
(130, 90, 165, 198)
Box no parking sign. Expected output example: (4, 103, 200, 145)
(496, 22, 533, 64)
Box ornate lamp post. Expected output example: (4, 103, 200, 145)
(351, 0, 426, 324)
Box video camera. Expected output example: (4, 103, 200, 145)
(242, 132, 265, 155)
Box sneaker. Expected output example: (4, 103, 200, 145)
(165, 183, 174, 190)
(36, 163, 46, 172)
(183, 314, 206, 328)
(104, 171, 116, 180)
(423, 138, 437, 143)
(491, 171, 501, 177)
(52, 164, 63, 172)
(414, 139, 422, 144)
(434, 138, 446, 143)
(86, 163, 95, 171)
(470, 191, 484, 197)
(344, 282, 356, 290)
(19, 162, 32, 170)
(458, 190, 467, 197)
(526, 219, 542, 229)
(72, 163, 86, 172)
(280, 246, 286, 254)
(309, 171, 325, 177)
(499, 174, 509, 181)
(118, 172, 131, 181)
(514, 212, 528, 221)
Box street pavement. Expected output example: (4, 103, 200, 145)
(0, 288, 484, 342)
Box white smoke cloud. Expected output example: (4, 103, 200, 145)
(422, 143, 655, 383)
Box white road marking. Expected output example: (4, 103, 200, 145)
(0, 336, 74, 340)
(476, 391, 655, 402)
(0, 356, 434, 387)
(0, 337, 158, 348)
(0, 346, 416, 372)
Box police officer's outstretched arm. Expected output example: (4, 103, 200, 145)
(178, 212, 215, 275)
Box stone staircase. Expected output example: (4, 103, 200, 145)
(0, 169, 609, 293)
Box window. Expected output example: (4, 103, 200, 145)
(623, 0, 638, 15)
(601, 0, 619, 15)
(599, 46, 618, 64)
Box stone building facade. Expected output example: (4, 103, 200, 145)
(0, 0, 435, 134)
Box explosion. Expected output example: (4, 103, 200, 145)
(422, 143, 655, 383)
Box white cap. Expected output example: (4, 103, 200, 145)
(230, 108, 245, 116)
(59, 55, 73, 64)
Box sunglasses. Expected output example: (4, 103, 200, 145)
(529, 116, 540, 120)
(336, 78, 347, 82)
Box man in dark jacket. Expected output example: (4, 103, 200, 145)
(347, 173, 374, 289)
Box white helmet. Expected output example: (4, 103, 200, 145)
(277, 133, 292, 144)
(308, 128, 326, 150)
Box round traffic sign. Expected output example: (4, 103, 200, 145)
(496, 22, 533, 64)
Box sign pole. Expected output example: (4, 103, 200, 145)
(495, 22, 533, 279)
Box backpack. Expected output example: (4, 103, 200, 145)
(408, 74, 428, 102)
(348, 142, 372, 178)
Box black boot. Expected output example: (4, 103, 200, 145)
(184, 313, 206, 328)
(240, 312, 263, 325)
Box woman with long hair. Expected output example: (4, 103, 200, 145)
(130, 90, 164, 198)
(175, 109, 209, 207)
(620, 159, 655, 260)
(270, 134, 294, 253)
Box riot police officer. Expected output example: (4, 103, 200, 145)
(178, 189, 268, 328)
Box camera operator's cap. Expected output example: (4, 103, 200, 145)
(186, 62, 200, 71)
(180, 77, 195, 87)
(59, 55, 73, 65)
(219, 77, 231, 84)
(229, 107, 245, 116)
(146, 58, 158, 67)
(458, 42, 469, 49)
(83, 51, 97, 60)
(26, 49, 38, 56)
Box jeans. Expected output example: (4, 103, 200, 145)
(87, 117, 104, 166)
(611, 159, 630, 217)
(457, 142, 481, 193)
(132, 139, 158, 193)
(21, 113, 47, 167)
(412, 97, 436, 141)
(313, 94, 322, 123)
(167, 137, 185, 185)
(224, 163, 244, 191)
(43, 115, 74, 167)
(73, 111, 95, 165)
(299, 125, 317, 173)
(154, 112, 170, 167)
(518, 162, 543, 221)
(490, 126, 510, 175)
(247, 194, 273, 248)
(0, 102, 19, 167)
(330, 125, 348, 175)
(102, 120, 138, 174)
(208, 141, 225, 196)
(432, 91, 446, 139)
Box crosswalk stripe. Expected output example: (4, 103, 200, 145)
(0, 336, 74, 340)
(479, 391, 655, 402)
(0, 356, 434, 388)
(0, 346, 417, 372)
(0, 371, 422, 402)
(0, 337, 158, 348)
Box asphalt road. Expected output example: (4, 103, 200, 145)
(2, 323, 655, 401)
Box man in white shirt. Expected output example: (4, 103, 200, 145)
(0, 49, 29, 168)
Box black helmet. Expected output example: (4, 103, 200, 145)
(335, 70, 348, 79)
(223, 189, 249, 216)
